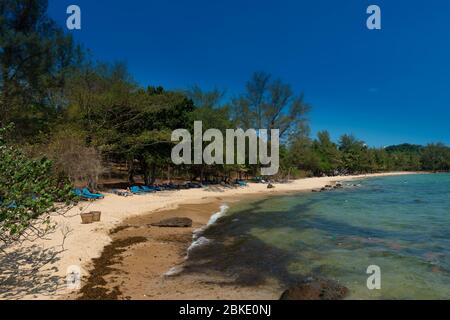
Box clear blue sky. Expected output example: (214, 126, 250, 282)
(48, 0, 450, 147)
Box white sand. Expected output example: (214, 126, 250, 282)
(0, 172, 416, 300)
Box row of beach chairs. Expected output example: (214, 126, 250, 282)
(73, 180, 249, 200)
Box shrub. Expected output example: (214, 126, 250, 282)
(0, 125, 74, 247)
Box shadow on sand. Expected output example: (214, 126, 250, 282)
(0, 245, 65, 299)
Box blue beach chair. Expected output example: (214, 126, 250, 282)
(73, 188, 90, 200)
(130, 186, 146, 194)
(82, 188, 104, 199)
(141, 186, 158, 193)
(73, 188, 103, 200)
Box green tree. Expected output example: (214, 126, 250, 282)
(312, 131, 341, 175)
(0, 125, 73, 247)
(338, 134, 368, 173)
(0, 0, 81, 139)
(421, 143, 450, 171)
(186, 86, 235, 182)
(232, 72, 310, 138)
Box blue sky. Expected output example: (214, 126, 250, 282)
(48, 0, 450, 147)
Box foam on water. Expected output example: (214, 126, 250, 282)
(188, 204, 229, 256)
(207, 204, 229, 226)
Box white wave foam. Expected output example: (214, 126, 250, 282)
(207, 204, 229, 226)
(187, 204, 229, 256)
(192, 204, 229, 240)
(164, 265, 184, 277)
(187, 236, 211, 255)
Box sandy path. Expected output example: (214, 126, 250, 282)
(0, 172, 415, 300)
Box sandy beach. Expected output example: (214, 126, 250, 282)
(0, 172, 416, 300)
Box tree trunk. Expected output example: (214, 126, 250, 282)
(127, 159, 135, 184)
(200, 165, 205, 183)
(150, 163, 157, 185)
(167, 164, 171, 182)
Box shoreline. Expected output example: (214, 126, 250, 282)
(0, 172, 419, 300)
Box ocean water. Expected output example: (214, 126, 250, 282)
(187, 174, 450, 299)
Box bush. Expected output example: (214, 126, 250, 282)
(0, 125, 74, 247)
(44, 129, 106, 188)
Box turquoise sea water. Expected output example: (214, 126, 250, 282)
(188, 174, 450, 299)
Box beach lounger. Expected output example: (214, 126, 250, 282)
(186, 182, 202, 189)
(163, 183, 179, 190)
(237, 180, 248, 187)
(82, 188, 104, 199)
(73, 188, 90, 200)
(112, 189, 132, 197)
(130, 186, 146, 194)
(141, 185, 157, 193)
(73, 188, 102, 200)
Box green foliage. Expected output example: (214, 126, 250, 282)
(312, 131, 341, 175)
(0, 125, 73, 244)
(232, 72, 310, 137)
(421, 143, 450, 172)
(0, 0, 82, 140)
(287, 131, 450, 176)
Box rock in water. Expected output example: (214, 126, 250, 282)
(150, 217, 193, 228)
(280, 278, 349, 300)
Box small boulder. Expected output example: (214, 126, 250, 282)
(267, 183, 275, 189)
(150, 217, 193, 228)
(280, 278, 349, 300)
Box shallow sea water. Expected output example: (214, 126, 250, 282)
(188, 174, 450, 299)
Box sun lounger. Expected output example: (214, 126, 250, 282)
(236, 180, 248, 187)
(82, 188, 104, 199)
(73, 188, 103, 200)
(141, 185, 157, 193)
(130, 186, 147, 194)
(73, 188, 90, 200)
(112, 189, 132, 197)
(73, 188, 97, 200)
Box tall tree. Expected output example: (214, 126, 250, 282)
(338, 134, 368, 173)
(232, 72, 310, 139)
(312, 131, 341, 175)
(0, 0, 80, 139)
(421, 143, 450, 172)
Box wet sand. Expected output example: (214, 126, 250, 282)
(76, 196, 282, 300)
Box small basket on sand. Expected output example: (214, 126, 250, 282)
(91, 211, 102, 222)
(80, 212, 94, 224)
